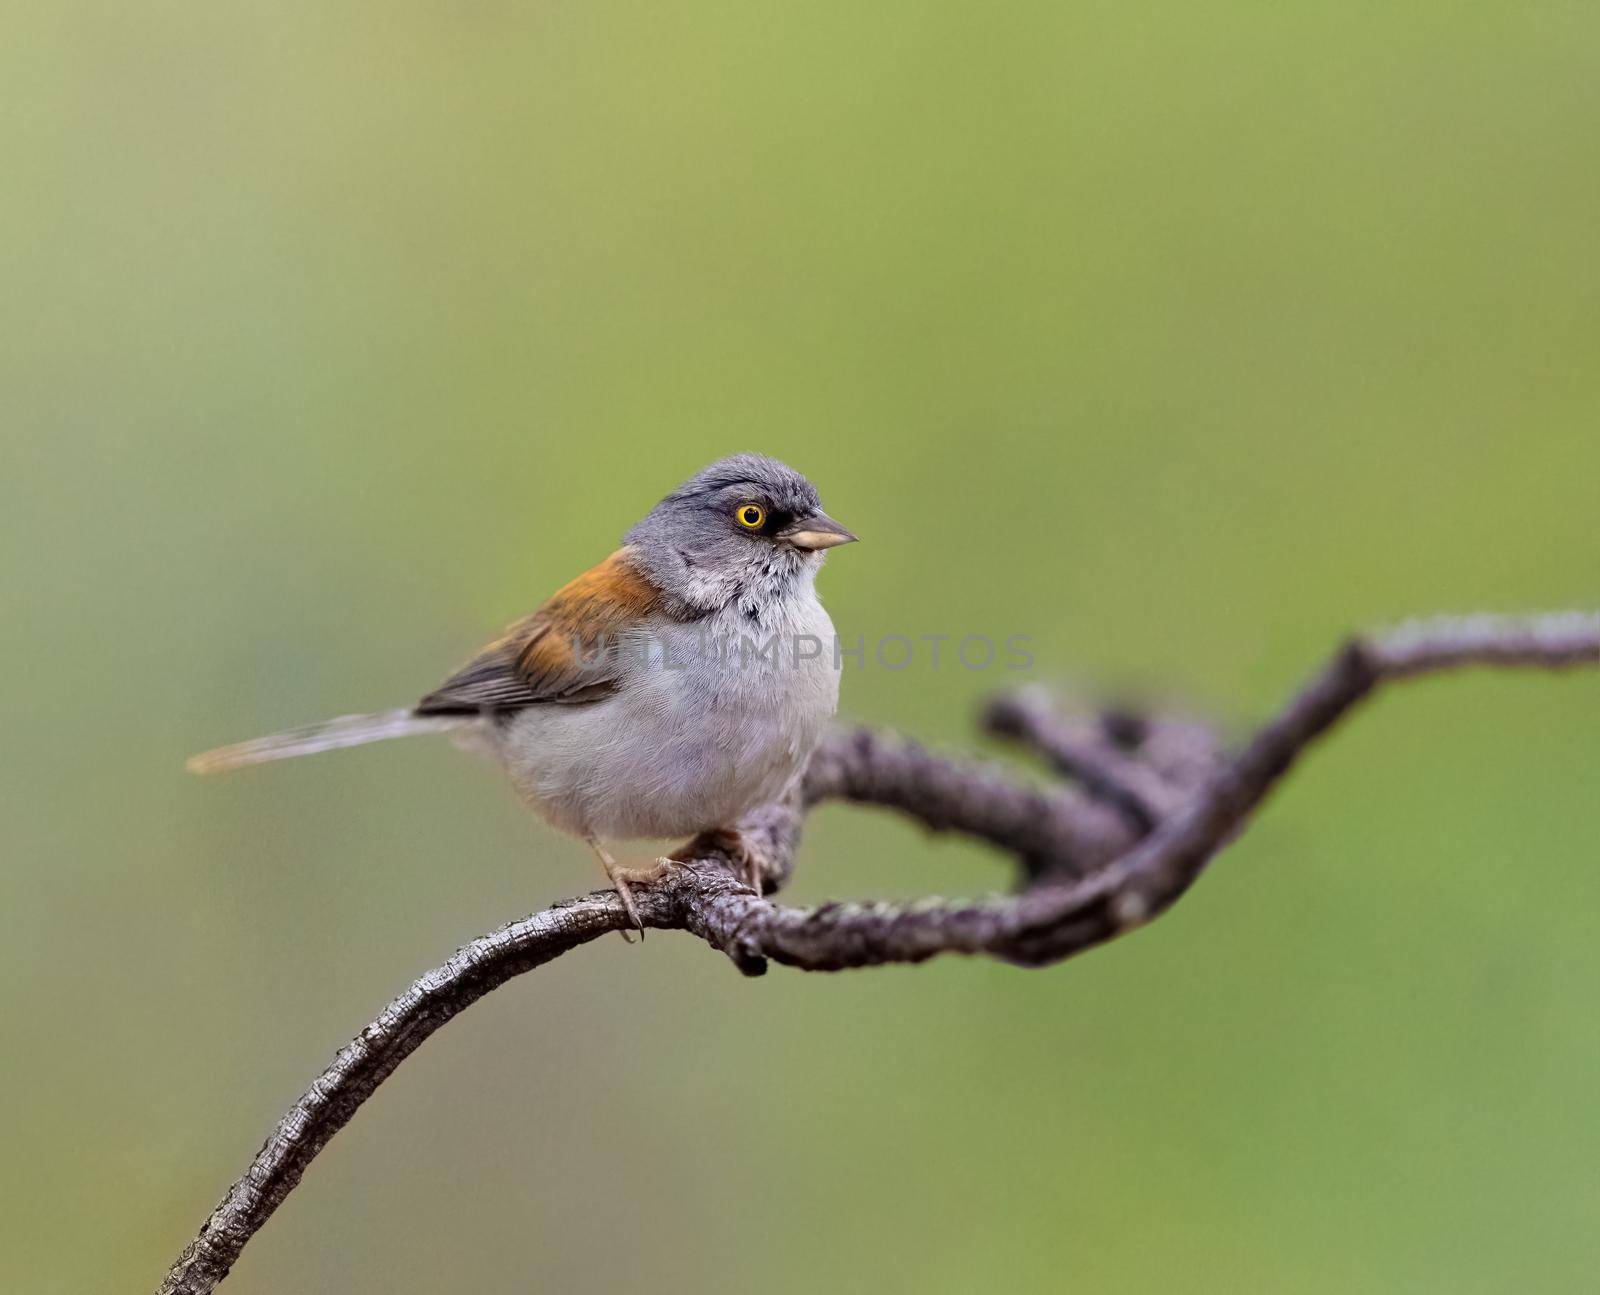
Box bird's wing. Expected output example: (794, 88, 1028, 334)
(415, 548, 663, 714)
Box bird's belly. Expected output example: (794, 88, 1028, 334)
(494, 609, 839, 842)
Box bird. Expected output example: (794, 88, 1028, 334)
(187, 454, 857, 931)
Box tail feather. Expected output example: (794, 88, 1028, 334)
(186, 709, 467, 774)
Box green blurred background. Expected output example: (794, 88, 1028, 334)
(4, 3, 1597, 1292)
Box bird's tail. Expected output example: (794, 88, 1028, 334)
(186, 709, 470, 774)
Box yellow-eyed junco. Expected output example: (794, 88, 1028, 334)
(188, 454, 858, 927)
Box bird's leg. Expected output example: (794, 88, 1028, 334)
(588, 841, 669, 941)
(682, 827, 763, 895)
(587, 828, 759, 943)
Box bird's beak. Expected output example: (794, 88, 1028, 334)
(781, 512, 858, 551)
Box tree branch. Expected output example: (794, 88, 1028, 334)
(157, 611, 1598, 1295)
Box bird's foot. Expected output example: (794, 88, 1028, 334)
(590, 843, 672, 942)
(608, 860, 672, 941)
(684, 827, 764, 896)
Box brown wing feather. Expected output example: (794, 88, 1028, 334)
(415, 548, 662, 714)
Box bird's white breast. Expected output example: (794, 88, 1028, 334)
(492, 584, 839, 842)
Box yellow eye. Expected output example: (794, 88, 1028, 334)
(735, 503, 766, 530)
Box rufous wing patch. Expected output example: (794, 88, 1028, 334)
(415, 548, 662, 713)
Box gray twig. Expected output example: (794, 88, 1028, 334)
(157, 611, 1599, 1295)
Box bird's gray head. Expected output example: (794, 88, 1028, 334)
(625, 454, 857, 617)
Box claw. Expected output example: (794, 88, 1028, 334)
(611, 872, 645, 939)
(588, 841, 673, 942)
(698, 828, 763, 895)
